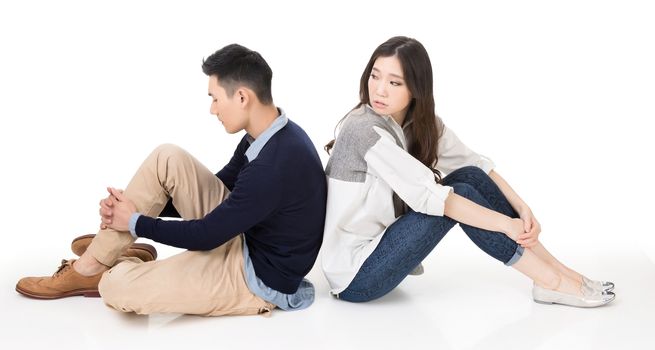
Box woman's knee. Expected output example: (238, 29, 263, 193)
(451, 182, 478, 199)
(446, 166, 490, 184)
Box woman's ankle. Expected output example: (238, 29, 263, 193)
(535, 273, 561, 291)
(556, 275, 584, 296)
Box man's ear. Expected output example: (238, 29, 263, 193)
(236, 88, 250, 107)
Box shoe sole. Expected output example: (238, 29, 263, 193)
(15, 285, 100, 299)
(72, 234, 157, 260)
(533, 293, 616, 308)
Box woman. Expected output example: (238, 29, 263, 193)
(321, 36, 614, 307)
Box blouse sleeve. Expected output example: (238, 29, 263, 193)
(435, 120, 495, 176)
(364, 125, 453, 216)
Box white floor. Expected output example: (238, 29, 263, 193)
(2, 228, 653, 350)
(2, 1, 654, 349)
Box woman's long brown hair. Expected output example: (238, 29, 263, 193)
(325, 36, 444, 182)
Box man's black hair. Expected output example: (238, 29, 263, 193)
(202, 44, 273, 105)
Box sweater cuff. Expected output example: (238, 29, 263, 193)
(128, 213, 141, 239)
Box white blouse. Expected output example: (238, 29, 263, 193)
(321, 105, 495, 294)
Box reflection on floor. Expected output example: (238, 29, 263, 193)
(4, 233, 653, 350)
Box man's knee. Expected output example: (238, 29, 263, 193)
(145, 143, 192, 171)
(152, 143, 186, 160)
(98, 263, 133, 309)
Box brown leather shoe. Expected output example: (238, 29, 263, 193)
(71, 234, 157, 262)
(16, 259, 102, 299)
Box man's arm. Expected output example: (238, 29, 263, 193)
(215, 137, 249, 191)
(104, 162, 280, 250)
(136, 162, 280, 250)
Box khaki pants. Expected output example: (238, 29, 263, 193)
(88, 144, 275, 316)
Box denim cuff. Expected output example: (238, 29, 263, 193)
(128, 213, 141, 239)
(504, 245, 525, 266)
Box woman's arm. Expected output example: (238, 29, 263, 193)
(444, 192, 524, 241)
(359, 121, 531, 243)
(487, 170, 542, 247)
(488, 170, 527, 212)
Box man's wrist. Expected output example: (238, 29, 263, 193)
(128, 212, 142, 239)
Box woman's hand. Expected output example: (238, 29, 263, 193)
(516, 206, 541, 248)
(503, 218, 525, 241)
(487, 171, 541, 248)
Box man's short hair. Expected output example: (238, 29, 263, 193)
(202, 44, 273, 105)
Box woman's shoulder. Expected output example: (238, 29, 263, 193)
(330, 105, 397, 159)
(341, 105, 390, 135)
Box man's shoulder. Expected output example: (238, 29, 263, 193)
(256, 119, 317, 163)
(270, 119, 313, 148)
(279, 118, 307, 137)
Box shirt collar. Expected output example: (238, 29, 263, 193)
(245, 108, 289, 162)
(364, 104, 412, 130)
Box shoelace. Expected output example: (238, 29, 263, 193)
(53, 259, 72, 278)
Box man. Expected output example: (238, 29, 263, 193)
(16, 44, 327, 316)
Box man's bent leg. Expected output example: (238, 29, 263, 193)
(16, 144, 229, 299)
(99, 235, 275, 316)
(87, 143, 229, 267)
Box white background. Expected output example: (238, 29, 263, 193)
(1, 0, 654, 349)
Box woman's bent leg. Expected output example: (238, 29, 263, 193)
(337, 212, 456, 302)
(443, 167, 586, 283)
(445, 181, 524, 266)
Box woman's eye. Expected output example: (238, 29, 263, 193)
(390, 81, 401, 86)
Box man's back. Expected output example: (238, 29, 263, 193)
(236, 119, 326, 294)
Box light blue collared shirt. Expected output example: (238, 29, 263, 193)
(128, 109, 315, 311)
(240, 109, 314, 310)
(244, 109, 289, 162)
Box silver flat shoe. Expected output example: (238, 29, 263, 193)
(582, 276, 614, 292)
(408, 263, 424, 276)
(532, 283, 615, 308)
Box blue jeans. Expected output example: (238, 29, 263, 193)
(337, 166, 524, 302)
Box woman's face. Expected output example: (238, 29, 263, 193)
(367, 55, 412, 125)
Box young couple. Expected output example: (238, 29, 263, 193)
(16, 37, 614, 317)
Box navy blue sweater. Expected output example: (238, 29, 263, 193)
(136, 120, 326, 294)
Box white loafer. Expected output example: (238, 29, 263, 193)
(532, 283, 615, 308)
(582, 276, 615, 292)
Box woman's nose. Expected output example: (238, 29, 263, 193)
(375, 81, 387, 97)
